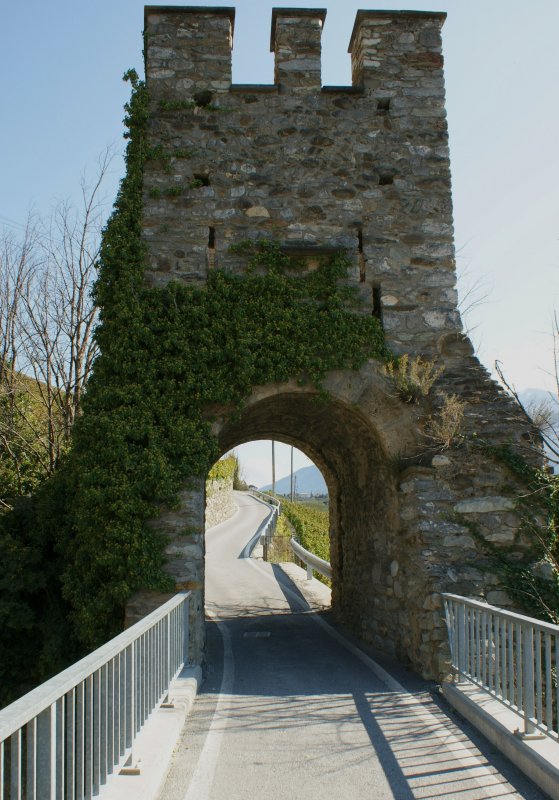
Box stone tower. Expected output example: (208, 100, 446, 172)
(139, 6, 537, 678)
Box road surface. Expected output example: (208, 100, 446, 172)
(158, 492, 548, 800)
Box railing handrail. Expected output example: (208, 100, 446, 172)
(241, 493, 280, 559)
(251, 489, 281, 510)
(443, 592, 559, 635)
(0, 591, 190, 741)
(290, 537, 332, 580)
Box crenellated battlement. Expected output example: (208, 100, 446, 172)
(349, 10, 446, 88)
(145, 7, 447, 97)
(271, 8, 326, 92)
(143, 6, 457, 357)
(144, 6, 235, 100)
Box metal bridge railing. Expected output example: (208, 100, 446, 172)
(443, 593, 559, 740)
(0, 591, 191, 799)
(250, 489, 280, 506)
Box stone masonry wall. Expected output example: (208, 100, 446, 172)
(205, 475, 237, 530)
(143, 6, 458, 362)
(140, 7, 541, 677)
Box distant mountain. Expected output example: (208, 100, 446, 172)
(260, 464, 327, 496)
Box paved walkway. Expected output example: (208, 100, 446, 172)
(157, 493, 548, 800)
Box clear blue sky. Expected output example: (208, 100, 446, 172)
(2, 0, 558, 485)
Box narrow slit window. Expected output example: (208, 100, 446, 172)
(377, 97, 391, 113)
(207, 226, 216, 269)
(379, 173, 394, 186)
(194, 173, 211, 187)
(358, 229, 365, 283)
(372, 285, 382, 320)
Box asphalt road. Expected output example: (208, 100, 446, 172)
(158, 492, 549, 800)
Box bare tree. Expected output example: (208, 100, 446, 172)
(0, 150, 112, 501)
(455, 253, 492, 348)
(495, 360, 559, 467)
(0, 219, 37, 382)
(0, 220, 47, 503)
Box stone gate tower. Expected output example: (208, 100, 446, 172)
(140, 6, 536, 678)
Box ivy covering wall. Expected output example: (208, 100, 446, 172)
(0, 70, 390, 705)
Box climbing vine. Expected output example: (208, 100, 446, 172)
(460, 443, 559, 623)
(0, 64, 391, 689)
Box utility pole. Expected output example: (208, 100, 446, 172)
(271, 440, 276, 496)
(290, 446, 294, 501)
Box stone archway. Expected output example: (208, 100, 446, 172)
(132, 352, 537, 680)
(146, 363, 437, 675)
(215, 374, 407, 653)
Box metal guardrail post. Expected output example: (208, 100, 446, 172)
(457, 601, 466, 682)
(522, 623, 536, 736)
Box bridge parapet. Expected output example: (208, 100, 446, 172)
(0, 593, 191, 799)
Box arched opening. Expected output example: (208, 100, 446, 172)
(213, 388, 402, 651)
(206, 440, 330, 589)
(230, 440, 325, 499)
(126, 367, 438, 673)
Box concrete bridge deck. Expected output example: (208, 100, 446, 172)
(156, 493, 548, 800)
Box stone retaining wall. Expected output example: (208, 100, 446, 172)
(205, 477, 237, 530)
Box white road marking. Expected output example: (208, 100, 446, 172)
(181, 613, 234, 800)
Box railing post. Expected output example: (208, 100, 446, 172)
(456, 602, 467, 682)
(26, 717, 36, 799)
(11, 729, 21, 800)
(84, 674, 93, 798)
(182, 594, 189, 668)
(125, 645, 134, 751)
(167, 609, 172, 683)
(522, 623, 536, 735)
(0, 740, 4, 800)
(36, 703, 55, 800)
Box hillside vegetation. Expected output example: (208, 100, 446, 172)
(280, 499, 330, 582)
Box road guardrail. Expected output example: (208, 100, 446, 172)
(290, 537, 332, 581)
